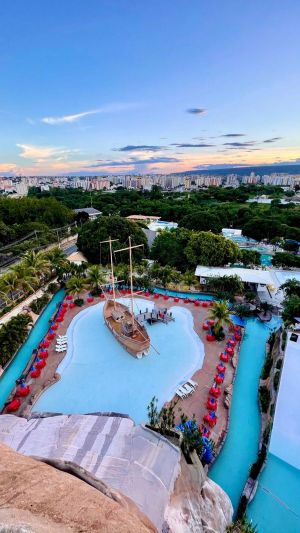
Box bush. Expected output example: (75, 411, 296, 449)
(276, 358, 283, 370)
(74, 298, 84, 307)
(281, 330, 287, 351)
(30, 294, 50, 314)
(259, 386, 271, 413)
(263, 420, 273, 446)
(0, 314, 33, 367)
(48, 282, 60, 294)
(261, 353, 273, 380)
(249, 447, 267, 480)
(273, 370, 280, 391)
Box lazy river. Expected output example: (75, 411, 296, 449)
(33, 298, 204, 423)
(0, 289, 65, 410)
(209, 317, 281, 512)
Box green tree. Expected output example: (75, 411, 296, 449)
(282, 295, 300, 326)
(280, 278, 300, 298)
(185, 232, 240, 267)
(86, 265, 106, 291)
(0, 272, 21, 303)
(22, 250, 50, 279)
(65, 276, 87, 298)
(78, 216, 148, 264)
(208, 300, 232, 335)
(239, 249, 260, 266)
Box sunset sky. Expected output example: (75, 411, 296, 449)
(0, 0, 299, 175)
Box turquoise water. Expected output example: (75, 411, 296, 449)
(0, 289, 64, 410)
(33, 298, 204, 423)
(260, 253, 273, 266)
(248, 453, 300, 533)
(154, 287, 215, 301)
(209, 317, 280, 511)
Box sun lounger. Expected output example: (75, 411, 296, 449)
(187, 379, 198, 389)
(55, 344, 67, 350)
(55, 348, 66, 352)
(176, 389, 187, 399)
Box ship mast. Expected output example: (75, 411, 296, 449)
(115, 237, 144, 327)
(100, 237, 118, 308)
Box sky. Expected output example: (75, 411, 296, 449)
(0, 0, 300, 176)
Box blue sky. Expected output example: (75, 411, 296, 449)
(0, 0, 299, 175)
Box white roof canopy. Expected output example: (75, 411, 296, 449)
(195, 266, 273, 286)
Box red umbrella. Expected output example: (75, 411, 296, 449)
(66, 295, 73, 300)
(206, 334, 216, 342)
(209, 386, 221, 398)
(36, 360, 46, 369)
(202, 322, 209, 330)
(7, 398, 21, 412)
(31, 369, 41, 378)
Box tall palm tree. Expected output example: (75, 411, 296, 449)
(46, 247, 69, 272)
(22, 250, 50, 279)
(12, 263, 38, 294)
(65, 276, 87, 299)
(86, 265, 106, 291)
(208, 300, 232, 334)
(0, 272, 22, 304)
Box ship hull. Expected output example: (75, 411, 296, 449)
(103, 300, 150, 358)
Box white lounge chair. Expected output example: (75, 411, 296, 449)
(55, 348, 66, 353)
(57, 336, 67, 341)
(176, 389, 187, 399)
(187, 379, 198, 389)
(55, 344, 67, 350)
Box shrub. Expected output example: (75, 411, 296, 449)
(259, 386, 271, 413)
(273, 370, 280, 391)
(30, 294, 50, 315)
(74, 298, 84, 307)
(0, 314, 33, 367)
(48, 282, 60, 294)
(276, 358, 283, 370)
(261, 353, 273, 380)
(249, 447, 267, 480)
(263, 420, 273, 446)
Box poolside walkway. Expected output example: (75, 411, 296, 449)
(138, 295, 242, 448)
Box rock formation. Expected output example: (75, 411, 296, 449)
(165, 457, 233, 533)
(0, 443, 157, 533)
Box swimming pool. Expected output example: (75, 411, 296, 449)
(154, 287, 215, 301)
(33, 298, 204, 423)
(0, 289, 64, 410)
(209, 317, 281, 512)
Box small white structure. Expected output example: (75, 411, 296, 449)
(74, 207, 102, 220)
(222, 228, 242, 237)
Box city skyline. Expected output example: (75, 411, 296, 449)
(1, 0, 300, 176)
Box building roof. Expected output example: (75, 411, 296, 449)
(68, 251, 88, 263)
(74, 207, 102, 215)
(195, 266, 273, 286)
(126, 214, 161, 221)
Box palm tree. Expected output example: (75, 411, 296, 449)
(280, 278, 300, 298)
(65, 276, 87, 299)
(208, 300, 232, 334)
(260, 301, 272, 316)
(46, 247, 69, 272)
(86, 265, 106, 291)
(12, 264, 38, 294)
(183, 271, 198, 290)
(0, 272, 21, 304)
(22, 250, 50, 279)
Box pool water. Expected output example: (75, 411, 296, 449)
(0, 289, 64, 410)
(154, 287, 215, 301)
(33, 298, 204, 423)
(209, 317, 281, 512)
(248, 453, 300, 533)
(260, 253, 273, 266)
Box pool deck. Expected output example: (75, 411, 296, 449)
(4, 292, 241, 448)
